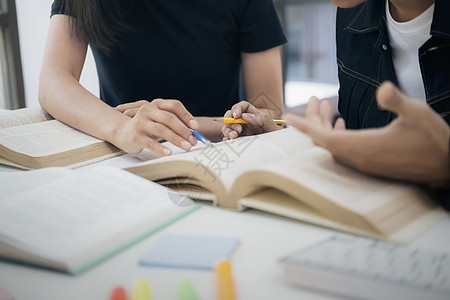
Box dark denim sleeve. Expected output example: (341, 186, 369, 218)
(434, 187, 450, 211)
(434, 138, 450, 211)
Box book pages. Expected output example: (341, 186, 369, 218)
(127, 128, 314, 195)
(239, 148, 444, 238)
(250, 148, 432, 215)
(0, 167, 195, 273)
(0, 107, 53, 129)
(0, 120, 102, 157)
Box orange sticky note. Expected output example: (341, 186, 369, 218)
(109, 286, 127, 300)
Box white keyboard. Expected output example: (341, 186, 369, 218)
(279, 235, 450, 300)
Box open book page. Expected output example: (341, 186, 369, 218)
(125, 128, 314, 207)
(239, 189, 385, 240)
(237, 147, 446, 238)
(0, 167, 197, 274)
(0, 167, 73, 199)
(212, 128, 313, 191)
(0, 120, 106, 157)
(0, 107, 53, 129)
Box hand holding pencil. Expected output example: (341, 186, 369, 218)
(220, 101, 283, 141)
(215, 118, 286, 125)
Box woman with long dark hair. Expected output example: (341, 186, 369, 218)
(39, 0, 286, 155)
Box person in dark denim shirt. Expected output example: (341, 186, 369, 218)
(336, 0, 449, 129)
(285, 0, 450, 209)
(284, 82, 450, 210)
(224, 0, 450, 209)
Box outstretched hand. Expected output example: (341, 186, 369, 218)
(283, 81, 450, 185)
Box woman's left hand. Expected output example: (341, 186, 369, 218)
(222, 101, 282, 140)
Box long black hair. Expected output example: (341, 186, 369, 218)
(64, 0, 135, 55)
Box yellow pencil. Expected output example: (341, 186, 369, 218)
(215, 260, 237, 300)
(214, 117, 286, 125)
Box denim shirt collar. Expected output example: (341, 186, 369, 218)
(431, 0, 450, 39)
(345, 0, 450, 39)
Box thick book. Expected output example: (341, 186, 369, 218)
(124, 128, 448, 242)
(0, 166, 199, 275)
(278, 235, 450, 300)
(0, 107, 123, 169)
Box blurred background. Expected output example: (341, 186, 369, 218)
(0, 0, 338, 110)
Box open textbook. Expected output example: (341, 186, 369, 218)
(0, 107, 123, 169)
(124, 128, 448, 242)
(0, 166, 198, 275)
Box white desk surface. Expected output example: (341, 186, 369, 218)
(1, 153, 450, 300)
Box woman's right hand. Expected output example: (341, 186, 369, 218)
(114, 99, 199, 156)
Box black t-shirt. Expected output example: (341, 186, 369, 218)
(51, 0, 286, 116)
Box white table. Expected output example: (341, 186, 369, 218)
(1, 154, 449, 300)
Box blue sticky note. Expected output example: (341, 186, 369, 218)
(139, 234, 240, 270)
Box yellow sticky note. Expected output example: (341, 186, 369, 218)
(215, 260, 237, 300)
(132, 279, 151, 300)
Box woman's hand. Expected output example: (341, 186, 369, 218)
(116, 100, 150, 118)
(222, 101, 282, 140)
(114, 99, 199, 155)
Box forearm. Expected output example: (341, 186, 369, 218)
(39, 68, 128, 147)
(40, 15, 199, 156)
(242, 47, 284, 119)
(39, 15, 129, 148)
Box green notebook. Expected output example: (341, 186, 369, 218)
(0, 166, 200, 275)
